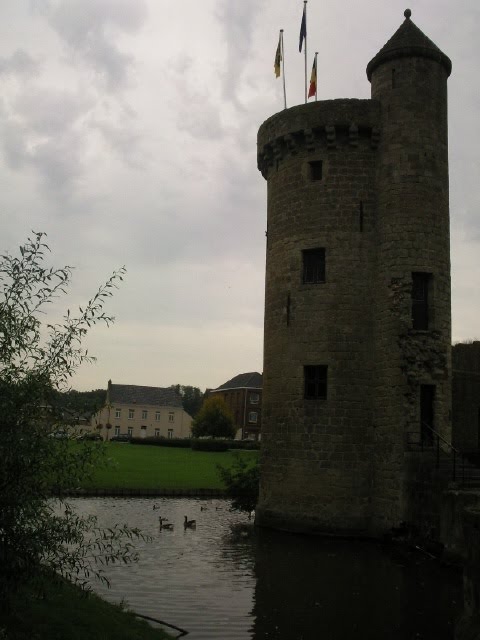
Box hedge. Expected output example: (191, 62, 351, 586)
(128, 437, 261, 451)
(129, 437, 191, 448)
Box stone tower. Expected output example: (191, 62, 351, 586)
(256, 10, 452, 536)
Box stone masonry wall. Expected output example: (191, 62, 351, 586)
(452, 342, 480, 451)
(257, 100, 379, 534)
(370, 55, 451, 532)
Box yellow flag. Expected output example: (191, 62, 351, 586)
(274, 33, 282, 78)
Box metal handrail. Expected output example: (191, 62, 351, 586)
(412, 422, 466, 485)
(421, 422, 460, 455)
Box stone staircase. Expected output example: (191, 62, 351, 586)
(437, 449, 480, 488)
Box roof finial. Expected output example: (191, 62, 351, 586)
(404, 8, 412, 19)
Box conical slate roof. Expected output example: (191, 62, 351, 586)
(367, 9, 451, 80)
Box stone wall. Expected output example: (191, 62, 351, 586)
(452, 342, 480, 451)
(257, 18, 452, 538)
(257, 100, 379, 534)
(370, 52, 451, 533)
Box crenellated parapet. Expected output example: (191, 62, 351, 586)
(257, 99, 380, 178)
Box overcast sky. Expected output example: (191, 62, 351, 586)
(1, 1, 479, 392)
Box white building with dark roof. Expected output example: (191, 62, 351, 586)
(92, 381, 192, 440)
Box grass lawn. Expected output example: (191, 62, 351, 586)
(0, 575, 174, 640)
(82, 443, 259, 490)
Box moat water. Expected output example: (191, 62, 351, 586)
(72, 497, 462, 640)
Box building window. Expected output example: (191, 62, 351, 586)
(412, 272, 431, 330)
(302, 248, 325, 284)
(128, 409, 134, 420)
(250, 393, 260, 404)
(304, 365, 328, 399)
(155, 428, 160, 438)
(127, 427, 133, 436)
(309, 160, 323, 181)
(155, 411, 161, 421)
(248, 411, 258, 423)
(142, 410, 148, 420)
(168, 429, 173, 439)
(169, 413, 175, 423)
(114, 426, 120, 436)
(115, 409, 121, 419)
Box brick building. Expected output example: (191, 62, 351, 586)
(207, 372, 262, 440)
(256, 11, 453, 536)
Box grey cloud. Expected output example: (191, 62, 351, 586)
(40, 0, 148, 91)
(215, 0, 262, 107)
(168, 55, 226, 141)
(2, 122, 29, 170)
(91, 116, 143, 167)
(176, 100, 224, 141)
(0, 49, 40, 76)
(30, 130, 85, 193)
(2, 117, 85, 194)
(1, 85, 92, 195)
(14, 87, 94, 136)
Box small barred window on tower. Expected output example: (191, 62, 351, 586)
(309, 160, 323, 181)
(302, 248, 325, 284)
(304, 365, 328, 399)
(412, 272, 432, 330)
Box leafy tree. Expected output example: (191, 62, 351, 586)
(0, 232, 142, 600)
(171, 384, 204, 417)
(191, 396, 236, 439)
(53, 388, 107, 418)
(217, 455, 259, 517)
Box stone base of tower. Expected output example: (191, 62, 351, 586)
(255, 503, 374, 538)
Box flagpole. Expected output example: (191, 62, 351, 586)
(281, 30, 287, 110)
(314, 51, 318, 101)
(304, 1, 308, 104)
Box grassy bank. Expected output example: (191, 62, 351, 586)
(0, 576, 174, 640)
(82, 443, 259, 491)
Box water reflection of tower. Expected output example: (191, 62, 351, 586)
(256, 10, 452, 537)
(251, 529, 461, 639)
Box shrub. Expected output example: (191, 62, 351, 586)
(0, 232, 145, 600)
(217, 454, 260, 515)
(129, 437, 191, 448)
(227, 440, 260, 451)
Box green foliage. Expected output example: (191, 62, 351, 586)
(0, 573, 173, 639)
(53, 388, 107, 419)
(227, 439, 260, 451)
(0, 232, 142, 599)
(217, 454, 260, 516)
(171, 384, 204, 417)
(191, 438, 229, 452)
(191, 396, 236, 439)
(130, 437, 191, 448)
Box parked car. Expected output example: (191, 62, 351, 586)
(49, 430, 69, 439)
(76, 432, 103, 442)
(110, 434, 132, 443)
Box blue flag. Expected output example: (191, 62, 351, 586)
(299, 5, 306, 52)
